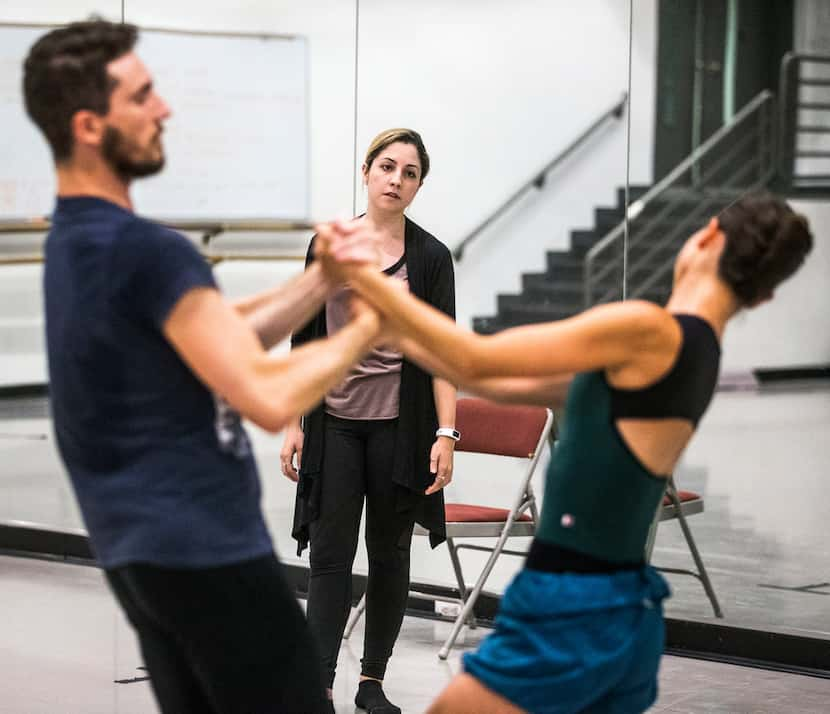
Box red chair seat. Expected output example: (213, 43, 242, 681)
(445, 503, 533, 523)
(663, 490, 700, 506)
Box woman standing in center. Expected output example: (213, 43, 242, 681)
(282, 128, 457, 714)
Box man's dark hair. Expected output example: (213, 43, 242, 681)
(718, 193, 813, 306)
(23, 20, 138, 162)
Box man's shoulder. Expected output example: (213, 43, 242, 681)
(115, 213, 196, 260)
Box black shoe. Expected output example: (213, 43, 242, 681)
(354, 680, 402, 714)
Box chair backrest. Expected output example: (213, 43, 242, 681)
(455, 398, 551, 459)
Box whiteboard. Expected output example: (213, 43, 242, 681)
(0, 24, 309, 221)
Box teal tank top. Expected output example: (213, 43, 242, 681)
(536, 371, 669, 564)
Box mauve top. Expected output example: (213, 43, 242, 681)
(324, 255, 408, 419)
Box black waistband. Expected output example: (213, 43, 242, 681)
(525, 538, 644, 574)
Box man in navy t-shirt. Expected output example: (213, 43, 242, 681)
(25, 20, 381, 714)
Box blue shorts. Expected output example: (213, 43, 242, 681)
(463, 565, 671, 714)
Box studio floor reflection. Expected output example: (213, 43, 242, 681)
(658, 383, 830, 636)
(3, 554, 830, 714)
(2, 383, 830, 643)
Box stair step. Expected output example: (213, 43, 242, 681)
(497, 295, 578, 321)
(472, 317, 507, 334)
(500, 306, 580, 325)
(595, 206, 624, 225)
(522, 274, 668, 304)
(616, 185, 651, 210)
(470, 184, 697, 334)
(522, 274, 584, 294)
(545, 251, 585, 281)
(570, 229, 598, 254)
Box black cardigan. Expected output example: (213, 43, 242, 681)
(290, 217, 456, 555)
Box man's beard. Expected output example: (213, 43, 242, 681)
(101, 125, 165, 180)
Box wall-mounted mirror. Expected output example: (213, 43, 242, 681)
(352, 0, 634, 603)
(0, 1, 360, 562)
(628, 0, 830, 651)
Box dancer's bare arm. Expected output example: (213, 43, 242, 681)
(233, 221, 380, 349)
(396, 334, 572, 407)
(232, 262, 332, 350)
(164, 288, 380, 433)
(344, 258, 675, 385)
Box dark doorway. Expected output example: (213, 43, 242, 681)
(653, 0, 794, 181)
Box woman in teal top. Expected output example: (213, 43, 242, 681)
(317, 193, 813, 714)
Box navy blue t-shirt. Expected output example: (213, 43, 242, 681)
(44, 196, 273, 569)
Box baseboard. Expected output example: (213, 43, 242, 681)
(0, 382, 48, 399)
(754, 364, 830, 384)
(664, 618, 830, 679)
(0, 521, 92, 561)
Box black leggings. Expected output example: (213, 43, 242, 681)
(306, 415, 416, 687)
(106, 554, 328, 714)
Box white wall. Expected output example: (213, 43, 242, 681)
(355, 0, 657, 325)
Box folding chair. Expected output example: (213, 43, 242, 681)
(342, 398, 554, 660)
(646, 476, 723, 618)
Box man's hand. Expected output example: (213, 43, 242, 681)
(280, 420, 304, 482)
(424, 436, 455, 495)
(315, 219, 381, 284)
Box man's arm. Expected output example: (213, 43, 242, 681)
(232, 261, 331, 350)
(164, 286, 379, 433)
(234, 220, 380, 350)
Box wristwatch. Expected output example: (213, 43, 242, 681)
(435, 427, 461, 441)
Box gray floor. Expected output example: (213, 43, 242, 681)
(3, 386, 830, 639)
(656, 385, 830, 636)
(2, 554, 830, 714)
(3, 386, 830, 711)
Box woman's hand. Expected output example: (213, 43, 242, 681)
(425, 436, 455, 495)
(280, 420, 304, 482)
(315, 219, 381, 284)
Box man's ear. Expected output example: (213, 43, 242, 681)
(71, 109, 105, 149)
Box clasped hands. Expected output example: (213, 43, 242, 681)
(314, 219, 380, 277)
(313, 219, 396, 340)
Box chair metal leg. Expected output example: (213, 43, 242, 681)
(343, 592, 367, 640)
(446, 538, 477, 629)
(438, 523, 516, 660)
(644, 485, 667, 563)
(667, 487, 724, 618)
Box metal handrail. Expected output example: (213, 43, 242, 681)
(0, 252, 305, 267)
(453, 93, 628, 261)
(616, 125, 771, 304)
(583, 89, 775, 308)
(0, 218, 310, 265)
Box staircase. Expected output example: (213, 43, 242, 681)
(473, 185, 651, 334)
(472, 89, 779, 334)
